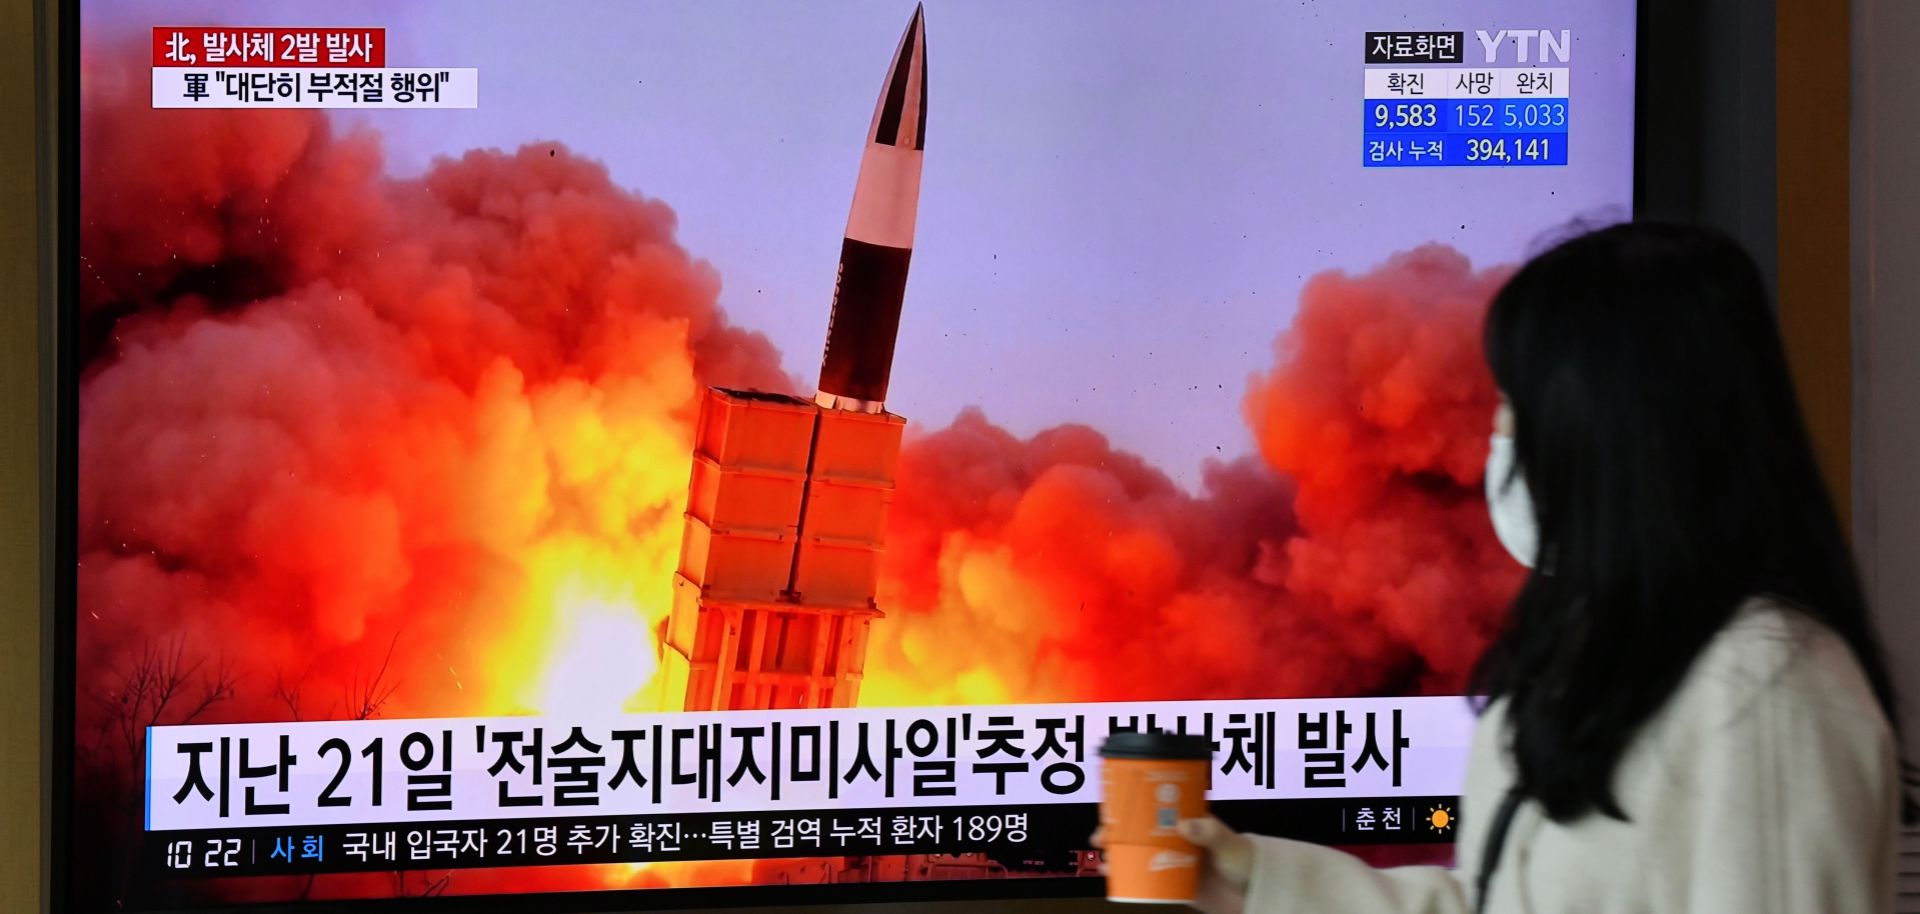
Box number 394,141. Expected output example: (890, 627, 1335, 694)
(1467, 137, 1554, 163)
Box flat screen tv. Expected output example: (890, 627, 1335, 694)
(56, 1, 1636, 910)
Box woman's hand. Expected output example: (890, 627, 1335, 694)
(1090, 817, 1256, 914)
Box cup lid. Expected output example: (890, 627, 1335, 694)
(1098, 730, 1213, 760)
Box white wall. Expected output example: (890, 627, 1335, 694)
(1853, 0, 1920, 758)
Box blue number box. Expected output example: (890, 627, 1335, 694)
(1362, 96, 1568, 167)
(1363, 98, 1570, 134)
(1363, 133, 1567, 167)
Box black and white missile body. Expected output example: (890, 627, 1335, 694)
(816, 4, 927, 414)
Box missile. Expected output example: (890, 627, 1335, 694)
(816, 4, 927, 414)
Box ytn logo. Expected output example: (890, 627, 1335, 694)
(1477, 30, 1571, 64)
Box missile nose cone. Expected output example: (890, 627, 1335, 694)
(870, 4, 928, 151)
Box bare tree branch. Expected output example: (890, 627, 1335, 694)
(274, 668, 312, 722)
(93, 636, 242, 782)
(344, 630, 404, 721)
(144, 636, 204, 732)
(175, 651, 239, 726)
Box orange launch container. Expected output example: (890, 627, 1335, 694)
(662, 387, 904, 712)
(692, 389, 817, 474)
(674, 517, 794, 603)
(808, 405, 905, 484)
(792, 407, 901, 609)
(684, 454, 807, 537)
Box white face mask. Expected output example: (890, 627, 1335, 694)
(1485, 433, 1539, 569)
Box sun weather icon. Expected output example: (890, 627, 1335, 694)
(1426, 804, 1454, 834)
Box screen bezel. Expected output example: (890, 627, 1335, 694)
(47, 4, 1660, 912)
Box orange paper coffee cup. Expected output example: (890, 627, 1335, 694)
(1099, 730, 1213, 904)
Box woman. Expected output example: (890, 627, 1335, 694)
(1150, 223, 1910, 913)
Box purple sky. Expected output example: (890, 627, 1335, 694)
(89, 0, 1635, 489)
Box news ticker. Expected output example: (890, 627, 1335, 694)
(149, 26, 478, 108)
(151, 69, 478, 108)
(148, 796, 1461, 878)
(145, 698, 1475, 832)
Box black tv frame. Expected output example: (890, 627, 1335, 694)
(45, 0, 1777, 910)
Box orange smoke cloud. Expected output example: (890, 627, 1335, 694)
(77, 43, 789, 741)
(863, 421, 1335, 705)
(864, 246, 1523, 705)
(1246, 246, 1524, 688)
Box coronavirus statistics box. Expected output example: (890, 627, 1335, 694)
(1363, 29, 1572, 167)
(144, 697, 1475, 878)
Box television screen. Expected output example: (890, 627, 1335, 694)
(65, 1, 1634, 909)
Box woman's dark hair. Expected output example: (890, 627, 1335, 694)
(1471, 220, 1910, 823)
